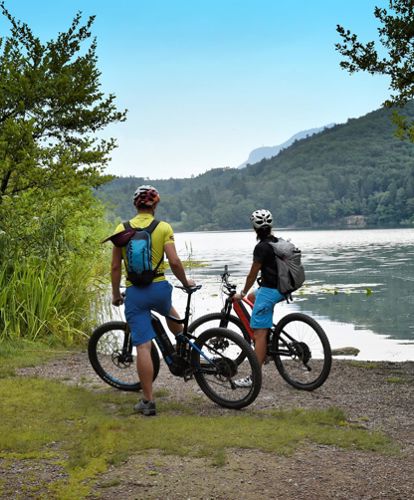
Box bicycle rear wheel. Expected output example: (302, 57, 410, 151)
(188, 313, 252, 364)
(271, 313, 331, 391)
(191, 327, 261, 409)
(88, 321, 160, 391)
(188, 313, 251, 342)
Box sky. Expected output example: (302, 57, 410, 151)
(1, 0, 391, 179)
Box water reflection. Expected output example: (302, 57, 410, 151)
(173, 228, 414, 361)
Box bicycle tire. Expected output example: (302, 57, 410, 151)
(88, 321, 160, 392)
(271, 313, 331, 391)
(188, 313, 252, 364)
(191, 327, 261, 409)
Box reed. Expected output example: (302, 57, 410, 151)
(0, 194, 111, 346)
(0, 253, 106, 345)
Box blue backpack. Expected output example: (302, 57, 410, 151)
(122, 219, 164, 287)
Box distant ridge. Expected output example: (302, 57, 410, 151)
(97, 102, 414, 231)
(238, 124, 335, 168)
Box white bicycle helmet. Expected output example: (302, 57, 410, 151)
(250, 209, 273, 229)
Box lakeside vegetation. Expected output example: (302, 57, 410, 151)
(0, 193, 111, 345)
(0, 6, 122, 346)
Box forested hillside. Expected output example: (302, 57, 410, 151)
(97, 103, 414, 230)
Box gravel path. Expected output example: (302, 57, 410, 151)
(12, 352, 414, 499)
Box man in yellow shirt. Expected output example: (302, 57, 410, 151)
(110, 185, 194, 416)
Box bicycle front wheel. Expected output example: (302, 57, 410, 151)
(88, 321, 160, 392)
(191, 327, 261, 409)
(271, 313, 331, 391)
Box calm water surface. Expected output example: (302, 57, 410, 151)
(170, 228, 414, 362)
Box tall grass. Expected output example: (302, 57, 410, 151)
(0, 190, 111, 345)
(0, 254, 106, 344)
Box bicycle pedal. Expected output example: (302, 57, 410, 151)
(183, 369, 193, 382)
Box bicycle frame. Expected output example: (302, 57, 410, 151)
(231, 297, 254, 338)
(218, 270, 305, 358)
(227, 296, 309, 357)
(123, 285, 229, 378)
(151, 314, 217, 374)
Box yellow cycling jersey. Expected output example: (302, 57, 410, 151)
(113, 213, 175, 284)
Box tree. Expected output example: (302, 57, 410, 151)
(0, 3, 127, 203)
(335, 0, 414, 140)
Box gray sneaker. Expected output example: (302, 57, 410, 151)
(134, 399, 156, 416)
(233, 375, 253, 388)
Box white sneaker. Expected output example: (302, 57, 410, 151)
(233, 375, 253, 388)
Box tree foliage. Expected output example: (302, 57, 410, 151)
(0, 4, 123, 343)
(335, 0, 414, 140)
(0, 3, 126, 203)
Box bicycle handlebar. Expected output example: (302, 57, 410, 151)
(220, 266, 237, 296)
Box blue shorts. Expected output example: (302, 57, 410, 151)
(124, 281, 173, 346)
(250, 286, 285, 329)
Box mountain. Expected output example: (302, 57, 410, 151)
(238, 124, 335, 168)
(96, 103, 414, 231)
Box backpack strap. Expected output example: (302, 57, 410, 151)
(142, 220, 163, 273)
(147, 220, 164, 273)
(146, 220, 164, 275)
(145, 219, 159, 234)
(122, 219, 159, 232)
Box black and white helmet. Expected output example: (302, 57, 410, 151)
(250, 209, 273, 229)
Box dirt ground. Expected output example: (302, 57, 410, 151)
(7, 354, 414, 499)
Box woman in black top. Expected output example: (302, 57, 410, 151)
(233, 209, 285, 387)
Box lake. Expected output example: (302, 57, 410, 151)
(170, 228, 414, 362)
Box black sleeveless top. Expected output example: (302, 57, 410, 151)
(253, 235, 279, 288)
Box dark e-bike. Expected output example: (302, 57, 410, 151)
(188, 267, 332, 391)
(88, 285, 262, 409)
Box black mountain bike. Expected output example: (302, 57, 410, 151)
(88, 285, 262, 409)
(188, 267, 332, 391)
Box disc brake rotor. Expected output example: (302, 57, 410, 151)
(111, 351, 133, 368)
(210, 338, 230, 350)
(291, 341, 311, 364)
(214, 357, 237, 379)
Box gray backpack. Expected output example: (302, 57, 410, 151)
(268, 238, 305, 296)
